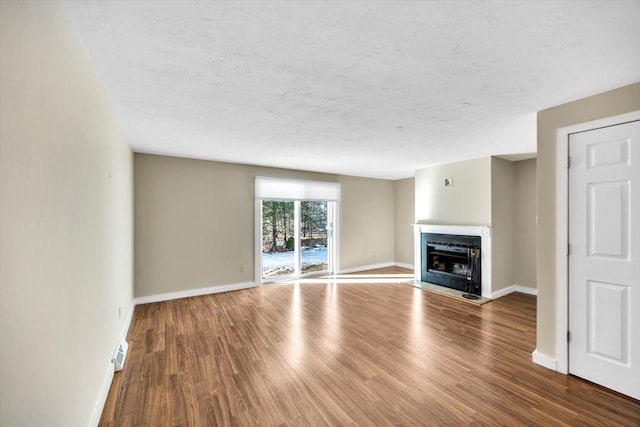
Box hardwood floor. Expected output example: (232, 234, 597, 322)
(100, 267, 640, 426)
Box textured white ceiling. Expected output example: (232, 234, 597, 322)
(65, 1, 640, 179)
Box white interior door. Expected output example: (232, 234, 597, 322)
(568, 120, 640, 399)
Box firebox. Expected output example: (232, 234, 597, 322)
(421, 233, 481, 295)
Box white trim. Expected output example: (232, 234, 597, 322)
(255, 200, 262, 285)
(332, 201, 340, 274)
(490, 285, 515, 299)
(293, 202, 301, 274)
(89, 303, 135, 427)
(395, 262, 414, 270)
(532, 349, 558, 371)
(490, 284, 538, 299)
(134, 281, 258, 305)
(514, 285, 538, 296)
(338, 262, 396, 274)
(555, 110, 640, 375)
(413, 224, 492, 297)
(89, 361, 114, 427)
(556, 122, 569, 374)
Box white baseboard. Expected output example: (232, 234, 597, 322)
(490, 285, 515, 299)
(338, 262, 396, 274)
(134, 281, 258, 305)
(89, 361, 114, 427)
(394, 262, 414, 270)
(89, 302, 135, 427)
(532, 349, 558, 371)
(136, 265, 415, 305)
(514, 285, 538, 296)
(490, 284, 538, 299)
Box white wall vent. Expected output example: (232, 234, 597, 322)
(112, 339, 128, 372)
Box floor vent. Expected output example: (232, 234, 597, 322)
(112, 339, 128, 372)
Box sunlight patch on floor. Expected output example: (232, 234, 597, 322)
(275, 273, 415, 285)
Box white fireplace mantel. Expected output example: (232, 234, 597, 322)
(413, 223, 492, 298)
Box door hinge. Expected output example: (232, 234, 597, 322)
(567, 243, 570, 256)
(567, 157, 571, 168)
(567, 331, 571, 342)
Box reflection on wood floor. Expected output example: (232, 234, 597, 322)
(100, 267, 640, 426)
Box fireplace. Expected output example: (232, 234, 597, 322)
(413, 224, 492, 298)
(421, 233, 481, 295)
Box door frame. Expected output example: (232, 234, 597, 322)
(555, 110, 640, 374)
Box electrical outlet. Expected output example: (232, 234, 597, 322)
(118, 306, 122, 319)
(444, 177, 453, 187)
(241, 264, 247, 272)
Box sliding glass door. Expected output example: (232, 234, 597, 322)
(261, 201, 296, 278)
(300, 201, 329, 274)
(261, 200, 335, 280)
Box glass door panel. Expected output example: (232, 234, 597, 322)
(300, 201, 328, 274)
(260, 199, 335, 281)
(261, 201, 295, 278)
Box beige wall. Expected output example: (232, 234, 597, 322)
(0, 2, 133, 426)
(415, 156, 537, 294)
(536, 82, 640, 357)
(490, 157, 516, 292)
(134, 154, 397, 297)
(338, 175, 396, 270)
(415, 157, 492, 225)
(394, 178, 415, 266)
(514, 159, 537, 289)
(134, 154, 335, 297)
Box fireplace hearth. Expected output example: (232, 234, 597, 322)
(421, 233, 481, 296)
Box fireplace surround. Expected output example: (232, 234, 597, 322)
(414, 224, 492, 298)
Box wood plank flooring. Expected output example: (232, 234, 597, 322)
(100, 267, 640, 426)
